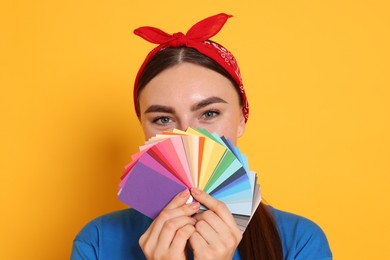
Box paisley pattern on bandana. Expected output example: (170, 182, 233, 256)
(203, 41, 248, 121)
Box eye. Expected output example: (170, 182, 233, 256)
(202, 110, 220, 120)
(153, 116, 172, 125)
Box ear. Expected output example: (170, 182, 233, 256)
(236, 111, 246, 138)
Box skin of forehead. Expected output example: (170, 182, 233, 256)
(138, 63, 241, 108)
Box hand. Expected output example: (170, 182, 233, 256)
(189, 188, 242, 260)
(139, 189, 200, 260)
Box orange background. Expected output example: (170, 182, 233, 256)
(1, 0, 389, 259)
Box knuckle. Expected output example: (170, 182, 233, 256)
(138, 234, 145, 247)
(152, 251, 161, 260)
(184, 224, 196, 234)
(236, 231, 243, 241)
(203, 247, 213, 257)
(217, 231, 237, 249)
(214, 201, 227, 212)
(224, 236, 235, 248)
(175, 228, 187, 239)
(139, 237, 151, 255)
(163, 219, 176, 230)
(214, 245, 226, 255)
(139, 232, 151, 249)
(158, 210, 170, 221)
(195, 219, 205, 229)
(188, 225, 196, 234)
(203, 210, 214, 219)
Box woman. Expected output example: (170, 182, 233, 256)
(71, 13, 332, 260)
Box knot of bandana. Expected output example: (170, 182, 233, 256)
(171, 32, 186, 47)
(133, 13, 249, 122)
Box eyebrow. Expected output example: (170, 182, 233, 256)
(144, 105, 175, 114)
(190, 96, 227, 111)
(143, 96, 228, 114)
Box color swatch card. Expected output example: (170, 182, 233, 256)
(118, 128, 261, 232)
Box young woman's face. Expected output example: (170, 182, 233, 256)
(138, 63, 245, 145)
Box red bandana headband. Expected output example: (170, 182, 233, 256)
(133, 13, 249, 122)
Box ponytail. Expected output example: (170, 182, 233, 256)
(238, 202, 283, 259)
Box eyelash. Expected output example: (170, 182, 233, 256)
(201, 110, 220, 120)
(151, 110, 220, 126)
(152, 116, 172, 125)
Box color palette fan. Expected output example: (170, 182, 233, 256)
(118, 128, 261, 232)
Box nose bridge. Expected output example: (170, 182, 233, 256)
(177, 115, 193, 131)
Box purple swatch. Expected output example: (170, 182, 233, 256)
(118, 162, 187, 219)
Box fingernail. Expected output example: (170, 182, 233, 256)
(189, 202, 200, 210)
(181, 189, 190, 198)
(191, 187, 201, 195)
(191, 217, 197, 224)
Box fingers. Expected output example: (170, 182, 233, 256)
(190, 187, 242, 252)
(145, 189, 197, 239)
(169, 224, 196, 252)
(142, 200, 200, 253)
(193, 217, 219, 244)
(193, 210, 229, 234)
(193, 211, 239, 246)
(189, 212, 242, 259)
(154, 200, 200, 233)
(189, 231, 208, 252)
(140, 189, 200, 259)
(157, 216, 196, 249)
(190, 187, 237, 228)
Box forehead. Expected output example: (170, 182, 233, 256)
(138, 63, 240, 106)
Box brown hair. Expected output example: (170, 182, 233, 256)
(136, 46, 283, 259)
(136, 46, 243, 115)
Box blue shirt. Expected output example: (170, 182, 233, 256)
(71, 207, 332, 259)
